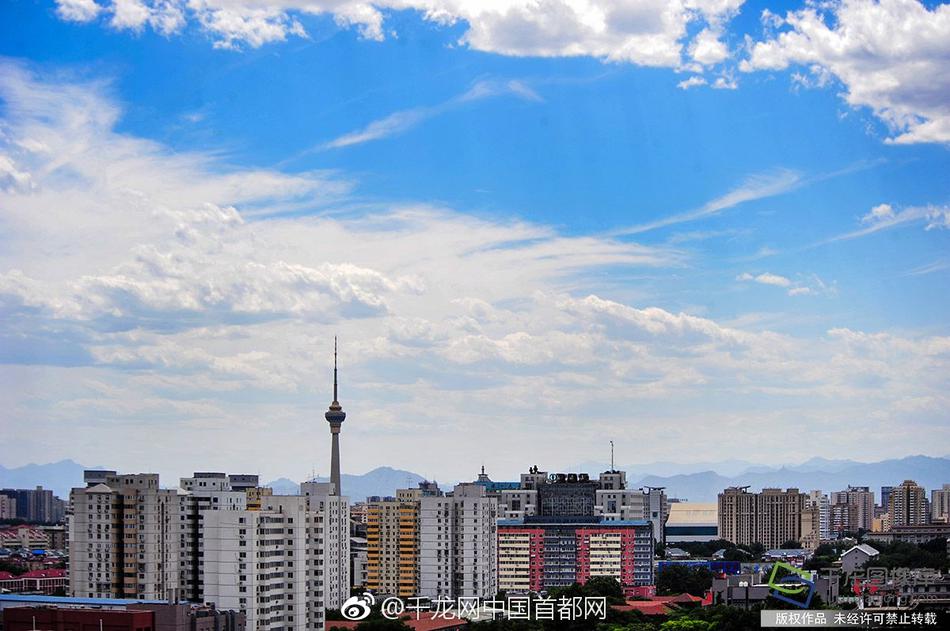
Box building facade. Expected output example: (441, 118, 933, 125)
(664, 503, 718, 543)
(418, 483, 497, 601)
(805, 491, 831, 541)
(490, 468, 669, 546)
(68, 473, 181, 600)
(365, 492, 422, 597)
(178, 472, 250, 601)
(931, 484, 950, 523)
(497, 518, 653, 595)
(0, 487, 65, 523)
(830, 486, 875, 532)
(301, 482, 350, 610)
(888, 480, 928, 528)
(202, 495, 324, 631)
(717, 487, 805, 549)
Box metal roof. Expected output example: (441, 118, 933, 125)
(0, 595, 170, 606)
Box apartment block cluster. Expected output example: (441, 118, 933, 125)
(352, 466, 664, 601)
(0, 486, 66, 523)
(716, 479, 950, 549)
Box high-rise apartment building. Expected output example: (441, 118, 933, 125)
(931, 484, 950, 523)
(888, 480, 928, 528)
(364, 486, 434, 598)
(365, 498, 411, 597)
(0, 494, 15, 519)
(805, 490, 831, 541)
(301, 482, 350, 610)
(69, 473, 181, 600)
(178, 472, 250, 601)
(202, 495, 324, 631)
(880, 486, 894, 512)
(830, 486, 875, 532)
(800, 507, 821, 550)
(831, 502, 858, 536)
(418, 483, 497, 601)
(717, 487, 805, 549)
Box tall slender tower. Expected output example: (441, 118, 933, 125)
(325, 337, 346, 496)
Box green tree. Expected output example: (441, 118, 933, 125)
(659, 621, 712, 631)
(655, 565, 713, 597)
(583, 576, 626, 602)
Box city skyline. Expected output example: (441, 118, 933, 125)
(1, 1, 949, 483)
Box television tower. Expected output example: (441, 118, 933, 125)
(325, 337, 346, 496)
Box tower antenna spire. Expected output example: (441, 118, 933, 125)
(325, 337, 346, 496)
(610, 440, 615, 472)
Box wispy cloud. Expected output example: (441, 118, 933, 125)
(609, 169, 803, 237)
(737, 272, 791, 287)
(737, 271, 836, 297)
(821, 202, 950, 244)
(902, 260, 950, 277)
(312, 79, 542, 152)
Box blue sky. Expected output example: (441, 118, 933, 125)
(0, 0, 948, 484)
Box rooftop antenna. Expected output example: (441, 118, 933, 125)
(610, 440, 615, 472)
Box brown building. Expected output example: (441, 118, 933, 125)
(830, 486, 875, 532)
(888, 480, 928, 528)
(2, 604, 244, 631)
(831, 502, 859, 536)
(3, 607, 153, 631)
(717, 487, 805, 549)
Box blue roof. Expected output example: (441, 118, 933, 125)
(498, 518, 650, 527)
(0, 595, 170, 606)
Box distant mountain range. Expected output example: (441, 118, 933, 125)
(3, 457, 948, 503)
(0, 459, 94, 498)
(627, 455, 950, 502)
(266, 467, 427, 502)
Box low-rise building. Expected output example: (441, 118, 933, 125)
(840, 544, 880, 573)
(865, 523, 950, 545)
(0, 569, 67, 594)
(664, 503, 717, 544)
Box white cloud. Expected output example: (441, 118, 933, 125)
(711, 73, 737, 90)
(737, 272, 791, 287)
(52, 0, 746, 68)
(737, 271, 835, 297)
(862, 203, 895, 224)
(689, 27, 729, 66)
(741, 0, 950, 144)
(55, 0, 103, 22)
(826, 202, 950, 242)
(677, 76, 707, 90)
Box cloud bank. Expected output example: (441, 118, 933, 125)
(1, 61, 948, 481)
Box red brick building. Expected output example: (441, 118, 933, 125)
(3, 607, 153, 631)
